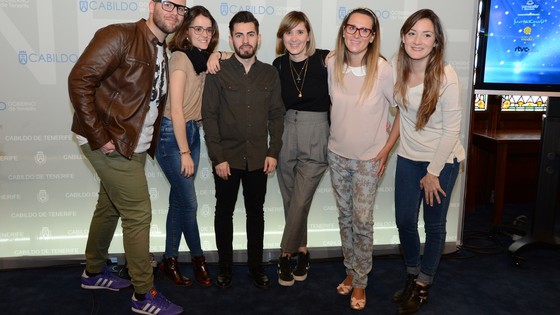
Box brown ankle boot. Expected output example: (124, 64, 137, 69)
(192, 255, 212, 286)
(398, 283, 430, 314)
(392, 274, 417, 303)
(160, 256, 192, 286)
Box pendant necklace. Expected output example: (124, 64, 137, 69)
(289, 57, 309, 98)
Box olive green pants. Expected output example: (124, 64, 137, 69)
(81, 144, 153, 294)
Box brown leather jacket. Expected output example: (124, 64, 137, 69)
(68, 19, 167, 159)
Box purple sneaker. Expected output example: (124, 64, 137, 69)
(131, 288, 183, 315)
(81, 266, 131, 291)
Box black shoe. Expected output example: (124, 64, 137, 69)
(277, 255, 294, 286)
(216, 265, 232, 289)
(398, 283, 430, 314)
(392, 273, 417, 303)
(292, 251, 310, 281)
(249, 267, 270, 289)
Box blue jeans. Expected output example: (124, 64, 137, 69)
(395, 155, 460, 285)
(156, 117, 203, 258)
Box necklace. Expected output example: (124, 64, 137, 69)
(289, 58, 309, 98)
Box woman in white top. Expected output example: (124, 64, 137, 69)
(328, 7, 400, 311)
(391, 9, 465, 315)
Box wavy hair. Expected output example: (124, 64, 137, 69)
(333, 7, 382, 104)
(275, 11, 316, 57)
(394, 9, 445, 130)
(168, 5, 219, 53)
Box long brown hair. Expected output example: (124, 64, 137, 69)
(168, 5, 219, 53)
(394, 9, 445, 130)
(333, 7, 382, 104)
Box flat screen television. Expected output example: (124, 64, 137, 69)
(474, 0, 560, 96)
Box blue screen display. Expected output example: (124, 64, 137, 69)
(482, 0, 560, 85)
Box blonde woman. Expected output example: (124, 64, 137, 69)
(272, 11, 331, 287)
(328, 7, 400, 311)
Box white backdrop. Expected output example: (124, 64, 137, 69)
(0, 0, 477, 267)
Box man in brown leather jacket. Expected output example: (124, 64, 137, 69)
(68, 1, 187, 314)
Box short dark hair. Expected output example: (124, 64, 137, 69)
(228, 11, 259, 35)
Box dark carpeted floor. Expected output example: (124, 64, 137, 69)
(1, 204, 559, 315)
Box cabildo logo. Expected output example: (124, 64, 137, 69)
(18, 50, 78, 65)
(338, 7, 392, 20)
(201, 204, 211, 217)
(0, 0, 31, 9)
(338, 7, 347, 20)
(219, 2, 276, 16)
(37, 190, 49, 203)
(200, 167, 211, 180)
(79, 0, 140, 12)
(35, 151, 47, 166)
(149, 187, 159, 200)
(40, 227, 52, 238)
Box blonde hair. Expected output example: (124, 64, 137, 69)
(394, 9, 445, 130)
(275, 11, 316, 57)
(333, 7, 382, 104)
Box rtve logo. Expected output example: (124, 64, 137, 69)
(514, 46, 531, 53)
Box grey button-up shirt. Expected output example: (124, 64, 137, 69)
(202, 56, 285, 172)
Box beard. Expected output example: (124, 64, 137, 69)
(153, 11, 182, 34)
(234, 44, 256, 59)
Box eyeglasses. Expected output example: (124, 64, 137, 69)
(189, 26, 215, 36)
(154, 0, 189, 16)
(344, 24, 373, 37)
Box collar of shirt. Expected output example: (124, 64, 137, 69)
(343, 64, 367, 76)
(228, 55, 260, 70)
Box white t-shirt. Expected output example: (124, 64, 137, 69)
(396, 63, 466, 176)
(135, 44, 167, 153)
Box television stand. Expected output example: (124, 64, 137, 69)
(509, 98, 560, 265)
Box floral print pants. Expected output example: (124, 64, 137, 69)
(328, 150, 380, 289)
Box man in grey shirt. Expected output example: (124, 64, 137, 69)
(202, 11, 285, 290)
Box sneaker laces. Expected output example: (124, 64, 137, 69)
(101, 266, 114, 277)
(278, 256, 291, 275)
(147, 288, 172, 308)
(102, 265, 129, 284)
